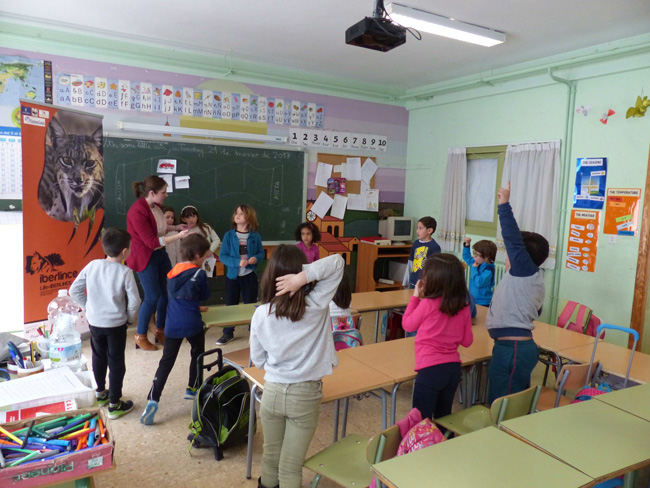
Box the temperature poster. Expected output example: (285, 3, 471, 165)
(604, 188, 641, 236)
(566, 210, 599, 272)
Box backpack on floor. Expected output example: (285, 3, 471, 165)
(188, 348, 251, 461)
(331, 315, 363, 350)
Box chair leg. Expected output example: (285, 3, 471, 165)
(311, 474, 322, 488)
(542, 363, 550, 386)
(342, 397, 350, 438)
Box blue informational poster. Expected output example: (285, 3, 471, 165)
(574, 157, 607, 209)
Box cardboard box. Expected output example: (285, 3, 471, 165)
(0, 408, 114, 488)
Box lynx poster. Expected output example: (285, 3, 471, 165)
(21, 100, 104, 323)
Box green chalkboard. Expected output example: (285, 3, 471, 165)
(103, 138, 305, 241)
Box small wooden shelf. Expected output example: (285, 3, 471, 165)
(356, 241, 412, 292)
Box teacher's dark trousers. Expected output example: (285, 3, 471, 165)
(147, 330, 205, 403)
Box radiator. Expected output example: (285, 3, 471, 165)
(465, 262, 506, 288)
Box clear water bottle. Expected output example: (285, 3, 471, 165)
(48, 289, 82, 372)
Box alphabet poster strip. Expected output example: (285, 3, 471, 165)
(565, 210, 599, 272)
(604, 188, 641, 236)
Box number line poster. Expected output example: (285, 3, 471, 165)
(566, 210, 599, 272)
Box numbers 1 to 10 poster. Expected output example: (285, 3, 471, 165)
(566, 210, 599, 272)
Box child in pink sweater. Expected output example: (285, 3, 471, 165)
(402, 253, 473, 420)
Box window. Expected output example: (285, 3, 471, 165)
(465, 145, 506, 237)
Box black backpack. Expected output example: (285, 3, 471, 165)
(188, 348, 251, 460)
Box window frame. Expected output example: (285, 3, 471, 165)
(465, 145, 506, 237)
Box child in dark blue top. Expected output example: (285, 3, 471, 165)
(403, 216, 441, 288)
(141, 234, 212, 426)
(485, 182, 549, 404)
(462, 238, 497, 306)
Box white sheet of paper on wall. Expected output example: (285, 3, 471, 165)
(310, 129, 322, 147)
(321, 130, 332, 147)
(157, 159, 177, 174)
(361, 158, 377, 184)
(340, 132, 351, 149)
(346, 158, 362, 181)
(289, 128, 299, 145)
(300, 129, 310, 147)
(332, 131, 342, 148)
(175, 176, 190, 189)
(331, 194, 348, 220)
(350, 134, 361, 149)
(312, 192, 334, 219)
(315, 162, 333, 187)
(161, 174, 173, 192)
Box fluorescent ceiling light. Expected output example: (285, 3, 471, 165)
(385, 3, 506, 47)
(117, 121, 287, 144)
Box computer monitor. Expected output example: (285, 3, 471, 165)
(379, 216, 413, 243)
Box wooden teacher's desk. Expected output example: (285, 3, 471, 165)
(372, 426, 593, 488)
(500, 400, 650, 485)
(242, 355, 393, 479)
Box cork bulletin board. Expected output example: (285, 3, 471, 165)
(315, 153, 376, 199)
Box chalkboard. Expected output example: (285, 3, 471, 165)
(103, 138, 305, 241)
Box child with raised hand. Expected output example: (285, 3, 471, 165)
(250, 248, 344, 488)
(295, 222, 320, 263)
(403, 216, 441, 289)
(217, 204, 265, 345)
(162, 205, 181, 267)
(486, 182, 549, 404)
(462, 238, 497, 306)
(402, 254, 473, 420)
(70, 228, 141, 419)
(180, 205, 221, 254)
(140, 234, 212, 426)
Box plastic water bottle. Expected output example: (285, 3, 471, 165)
(48, 289, 83, 372)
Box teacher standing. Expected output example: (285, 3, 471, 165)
(127, 175, 188, 351)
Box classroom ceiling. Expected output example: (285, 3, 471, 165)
(2, 0, 650, 97)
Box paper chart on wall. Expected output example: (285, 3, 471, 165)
(331, 194, 348, 219)
(346, 157, 362, 181)
(312, 192, 334, 219)
(565, 210, 599, 272)
(361, 158, 378, 184)
(315, 162, 333, 187)
(347, 189, 379, 212)
(603, 188, 641, 236)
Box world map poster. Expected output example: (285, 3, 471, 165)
(0, 55, 52, 127)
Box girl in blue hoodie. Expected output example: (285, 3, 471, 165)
(141, 234, 211, 425)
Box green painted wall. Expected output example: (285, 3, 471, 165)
(404, 58, 650, 350)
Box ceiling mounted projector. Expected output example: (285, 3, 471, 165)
(345, 2, 406, 53)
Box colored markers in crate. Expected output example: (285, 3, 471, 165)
(0, 412, 108, 468)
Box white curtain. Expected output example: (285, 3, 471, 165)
(496, 141, 561, 268)
(438, 147, 467, 252)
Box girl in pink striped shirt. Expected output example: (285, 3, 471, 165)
(295, 222, 320, 264)
(402, 253, 473, 420)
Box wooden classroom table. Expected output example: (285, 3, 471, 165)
(557, 340, 650, 384)
(350, 291, 410, 342)
(594, 383, 650, 422)
(242, 354, 394, 479)
(372, 426, 593, 488)
(201, 302, 259, 328)
(500, 400, 650, 486)
(532, 320, 596, 352)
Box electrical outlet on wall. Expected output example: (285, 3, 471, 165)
(608, 235, 618, 244)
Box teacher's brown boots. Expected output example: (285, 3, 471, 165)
(134, 334, 157, 351)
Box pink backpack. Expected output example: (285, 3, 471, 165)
(557, 300, 604, 339)
(396, 418, 446, 455)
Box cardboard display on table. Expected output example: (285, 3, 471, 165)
(0, 408, 114, 488)
(315, 153, 376, 200)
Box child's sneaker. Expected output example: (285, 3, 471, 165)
(140, 400, 158, 425)
(96, 390, 109, 407)
(184, 388, 197, 400)
(216, 333, 234, 345)
(107, 400, 134, 420)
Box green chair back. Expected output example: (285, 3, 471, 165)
(491, 385, 542, 425)
(366, 425, 401, 464)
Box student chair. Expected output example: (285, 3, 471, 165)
(536, 361, 600, 411)
(304, 424, 401, 488)
(435, 385, 541, 437)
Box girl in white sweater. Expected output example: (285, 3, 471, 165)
(250, 247, 343, 488)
